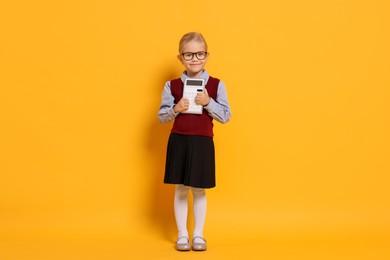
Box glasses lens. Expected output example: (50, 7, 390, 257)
(196, 52, 207, 60)
(183, 53, 193, 60)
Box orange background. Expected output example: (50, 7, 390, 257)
(1, 0, 389, 259)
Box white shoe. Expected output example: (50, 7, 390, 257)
(192, 236, 207, 251)
(176, 236, 190, 251)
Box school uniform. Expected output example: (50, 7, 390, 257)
(158, 70, 231, 188)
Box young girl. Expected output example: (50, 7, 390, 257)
(158, 32, 231, 251)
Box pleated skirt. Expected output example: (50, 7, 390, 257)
(164, 133, 216, 188)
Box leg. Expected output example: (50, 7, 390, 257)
(192, 187, 207, 249)
(174, 184, 190, 244)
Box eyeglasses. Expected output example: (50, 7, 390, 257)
(181, 51, 208, 61)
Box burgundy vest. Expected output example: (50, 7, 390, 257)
(170, 76, 219, 137)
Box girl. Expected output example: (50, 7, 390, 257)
(158, 32, 231, 251)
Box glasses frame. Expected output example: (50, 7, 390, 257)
(181, 51, 208, 61)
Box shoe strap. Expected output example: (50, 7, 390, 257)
(176, 236, 189, 243)
(192, 236, 206, 242)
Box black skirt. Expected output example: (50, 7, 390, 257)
(164, 134, 216, 188)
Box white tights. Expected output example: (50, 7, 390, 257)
(174, 184, 206, 243)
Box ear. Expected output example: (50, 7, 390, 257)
(177, 54, 185, 65)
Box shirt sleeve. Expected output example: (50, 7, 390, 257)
(158, 81, 179, 123)
(203, 80, 232, 123)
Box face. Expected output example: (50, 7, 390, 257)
(178, 40, 208, 78)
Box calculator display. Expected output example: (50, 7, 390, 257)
(186, 80, 203, 86)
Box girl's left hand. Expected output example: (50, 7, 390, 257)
(195, 89, 210, 106)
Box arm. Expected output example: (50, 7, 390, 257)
(158, 81, 178, 123)
(158, 81, 189, 123)
(203, 81, 231, 123)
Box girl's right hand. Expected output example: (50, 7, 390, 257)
(174, 98, 189, 113)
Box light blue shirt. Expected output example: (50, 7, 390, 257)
(158, 70, 231, 124)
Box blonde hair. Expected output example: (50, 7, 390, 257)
(178, 32, 208, 53)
